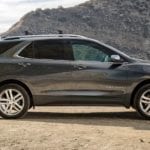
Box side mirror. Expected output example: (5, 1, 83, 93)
(111, 55, 121, 62)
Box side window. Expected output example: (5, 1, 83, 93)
(19, 43, 34, 58)
(34, 40, 67, 60)
(71, 41, 111, 62)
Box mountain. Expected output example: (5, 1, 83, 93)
(2, 0, 150, 59)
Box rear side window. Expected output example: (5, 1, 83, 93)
(0, 41, 21, 55)
(33, 40, 73, 60)
(19, 43, 34, 58)
(34, 40, 65, 60)
(19, 40, 74, 60)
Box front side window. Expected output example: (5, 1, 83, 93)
(71, 41, 112, 62)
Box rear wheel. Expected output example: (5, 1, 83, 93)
(0, 84, 30, 119)
(134, 84, 150, 119)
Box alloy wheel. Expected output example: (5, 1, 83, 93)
(0, 89, 25, 116)
(140, 89, 150, 116)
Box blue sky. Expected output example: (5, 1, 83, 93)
(0, 0, 88, 33)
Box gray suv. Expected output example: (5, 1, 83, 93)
(0, 34, 150, 119)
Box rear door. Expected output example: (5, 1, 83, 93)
(18, 39, 76, 105)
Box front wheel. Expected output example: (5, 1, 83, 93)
(134, 84, 150, 119)
(0, 84, 30, 119)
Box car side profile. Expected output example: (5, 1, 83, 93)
(0, 34, 150, 119)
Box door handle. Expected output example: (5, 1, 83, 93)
(74, 64, 87, 70)
(18, 62, 31, 67)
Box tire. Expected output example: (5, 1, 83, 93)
(0, 84, 30, 119)
(134, 84, 150, 119)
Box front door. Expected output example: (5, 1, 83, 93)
(66, 39, 128, 105)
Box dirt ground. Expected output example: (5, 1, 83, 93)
(0, 106, 150, 150)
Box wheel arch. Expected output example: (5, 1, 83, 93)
(0, 79, 34, 108)
(130, 79, 150, 107)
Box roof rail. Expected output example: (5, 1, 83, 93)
(3, 37, 21, 40)
(2, 34, 86, 40)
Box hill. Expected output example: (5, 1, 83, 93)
(2, 0, 150, 59)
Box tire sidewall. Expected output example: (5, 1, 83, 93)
(0, 84, 30, 119)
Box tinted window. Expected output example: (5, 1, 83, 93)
(19, 43, 34, 58)
(0, 41, 21, 55)
(34, 40, 70, 60)
(71, 41, 111, 62)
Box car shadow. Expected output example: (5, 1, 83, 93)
(20, 110, 150, 131)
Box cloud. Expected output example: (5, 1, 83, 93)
(0, 0, 88, 34)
